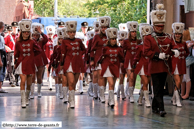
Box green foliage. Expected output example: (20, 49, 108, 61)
(84, 0, 147, 28)
(34, 0, 147, 30)
(34, 0, 89, 17)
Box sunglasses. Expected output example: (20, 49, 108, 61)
(48, 33, 53, 35)
(111, 38, 117, 40)
(22, 31, 30, 34)
(69, 31, 76, 34)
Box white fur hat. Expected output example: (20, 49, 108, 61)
(19, 19, 32, 32)
(105, 28, 118, 39)
(127, 21, 138, 32)
(66, 21, 77, 32)
(118, 23, 127, 31)
(57, 28, 64, 39)
(172, 22, 185, 34)
(31, 22, 43, 34)
(93, 21, 100, 31)
(118, 31, 128, 40)
(46, 25, 55, 34)
(98, 16, 111, 27)
(139, 24, 153, 38)
(151, 4, 166, 25)
(86, 31, 95, 40)
(61, 27, 69, 38)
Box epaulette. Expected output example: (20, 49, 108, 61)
(165, 33, 171, 39)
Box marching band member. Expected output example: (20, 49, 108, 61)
(75, 32, 85, 94)
(60, 27, 69, 103)
(14, 19, 41, 108)
(11, 22, 20, 86)
(60, 21, 86, 108)
(171, 22, 189, 107)
(132, 24, 153, 107)
(4, 25, 16, 87)
(97, 28, 124, 108)
(143, 4, 179, 117)
(52, 28, 64, 99)
(31, 23, 48, 98)
(85, 31, 95, 97)
(123, 21, 141, 103)
(90, 16, 111, 100)
(44, 25, 55, 90)
(117, 30, 128, 100)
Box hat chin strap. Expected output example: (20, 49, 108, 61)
(153, 26, 164, 34)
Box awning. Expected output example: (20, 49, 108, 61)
(184, 0, 194, 13)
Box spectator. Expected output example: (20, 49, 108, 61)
(0, 21, 7, 93)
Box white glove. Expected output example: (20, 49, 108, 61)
(171, 49, 180, 58)
(159, 53, 166, 60)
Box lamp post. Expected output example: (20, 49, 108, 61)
(53, 0, 60, 34)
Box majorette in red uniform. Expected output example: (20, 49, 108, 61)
(60, 21, 86, 108)
(44, 25, 55, 90)
(30, 22, 48, 98)
(97, 28, 124, 108)
(85, 22, 100, 97)
(123, 21, 141, 103)
(117, 29, 128, 100)
(14, 19, 42, 108)
(132, 24, 153, 107)
(85, 31, 95, 97)
(51, 28, 66, 100)
(143, 4, 180, 117)
(171, 22, 190, 107)
(90, 16, 111, 100)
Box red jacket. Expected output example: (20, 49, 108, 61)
(90, 34, 108, 68)
(132, 43, 149, 76)
(61, 38, 86, 73)
(85, 38, 93, 64)
(4, 34, 16, 51)
(98, 46, 124, 78)
(14, 39, 42, 74)
(171, 41, 189, 74)
(44, 38, 53, 62)
(51, 45, 61, 75)
(143, 33, 177, 74)
(34, 33, 48, 67)
(123, 39, 141, 69)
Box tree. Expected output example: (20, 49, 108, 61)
(84, 0, 147, 28)
(34, 0, 90, 17)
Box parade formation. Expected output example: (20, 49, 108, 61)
(0, 3, 193, 118)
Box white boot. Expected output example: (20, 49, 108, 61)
(137, 90, 144, 106)
(79, 80, 83, 94)
(37, 83, 42, 98)
(93, 83, 98, 99)
(144, 90, 151, 108)
(151, 85, 154, 99)
(97, 85, 100, 99)
(55, 84, 59, 96)
(59, 84, 63, 99)
(108, 90, 115, 108)
(117, 85, 121, 98)
(63, 87, 68, 103)
(120, 84, 126, 100)
(88, 82, 93, 97)
(48, 76, 52, 90)
(69, 90, 75, 108)
(175, 90, 182, 107)
(30, 83, 35, 99)
(114, 80, 119, 94)
(172, 92, 176, 106)
(129, 87, 134, 103)
(20, 90, 26, 108)
(99, 86, 105, 103)
(25, 90, 30, 106)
